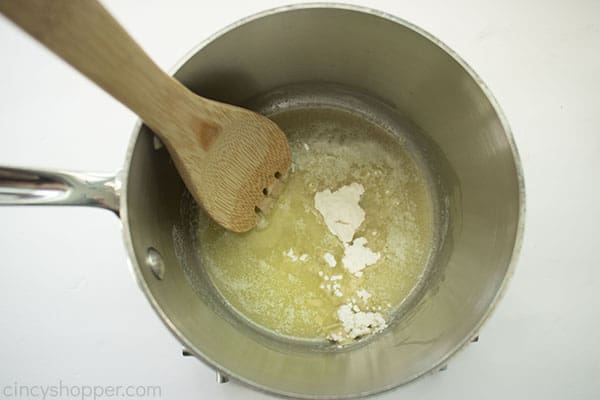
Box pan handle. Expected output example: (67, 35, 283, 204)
(0, 166, 120, 215)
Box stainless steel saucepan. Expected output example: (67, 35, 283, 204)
(0, 5, 524, 398)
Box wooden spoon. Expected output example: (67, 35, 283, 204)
(0, 0, 291, 232)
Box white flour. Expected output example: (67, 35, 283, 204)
(342, 237, 381, 277)
(315, 184, 381, 276)
(314, 183, 365, 243)
(334, 304, 387, 340)
(315, 183, 385, 342)
(323, 252, 337, 267)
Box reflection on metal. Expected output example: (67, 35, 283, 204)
(216, 371, 230, 384)
(0, 166, 120, 213)
(145, 247, 165, 280)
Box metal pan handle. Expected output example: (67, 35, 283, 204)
(0, 166, 120, 215)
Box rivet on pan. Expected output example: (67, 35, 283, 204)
(216, 371, 230, 384)
(145, 247, 165, 280)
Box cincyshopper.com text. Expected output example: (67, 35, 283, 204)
(1, 381, 162, 400)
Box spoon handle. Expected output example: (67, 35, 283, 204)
(0, 0, 205, 148)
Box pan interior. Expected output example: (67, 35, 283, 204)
(178, 83, 446, 349)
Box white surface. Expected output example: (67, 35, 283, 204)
(1, 0, 599, 399)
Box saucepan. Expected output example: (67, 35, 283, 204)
(0, 4, 524, 398)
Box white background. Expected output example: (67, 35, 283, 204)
(1, 0, 599, 399)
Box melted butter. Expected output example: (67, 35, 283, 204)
(197, 107, 435, 340)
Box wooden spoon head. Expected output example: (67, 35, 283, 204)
(169, 106, 291, 232)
